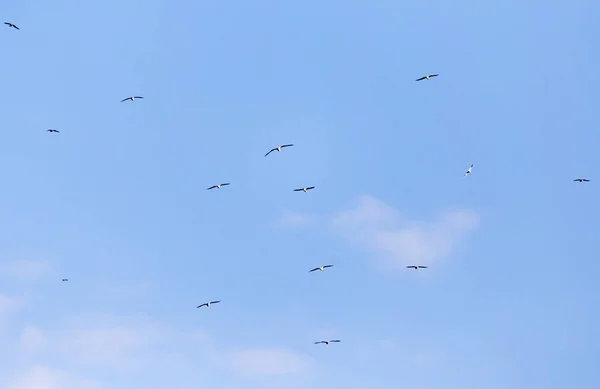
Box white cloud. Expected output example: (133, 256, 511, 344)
(20, 325, 47, 354)
(5, 365, 102, 389)
(1, 259, 55, 280)
(331, 195, 479, 267)
(66, 327, 143, 368)
(0, 293, 23, 320)
(229, 347, 313, 376)
(272, 211, 315, 229)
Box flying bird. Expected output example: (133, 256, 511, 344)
(314, 340, 341, 345)
(47, 129, 59, 133)
(120, 96, 144, 102)
(207, 183, 230, 190)
(416, 74, 439, 81)
(573, 178, 590, 182)
(61, 279, 68, 281)
(197, 300, 221, 308)
(265, 144, 294, 157)
(406, 265, 428, 270)
(294, 186, 315, 193)
(463, 164, 474, 177)
(309, 265, 334, 272)
(4, 22, 19, 30)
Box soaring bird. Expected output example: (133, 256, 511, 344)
(207, 183, 230, 190)
(120, 96, 144, 102)
(463, 164, 474, 177)
(406, 265, 428, 270)
(265, 144, 294, 157)
(61, 278, 68, 281)
(416, 74, 438, 81)
(574, 178, 590, 182)
(314, 340, 341, 345)
(47, 129, 60, 133)
(294, 186, 315, 193)
(309, 265, 333, 272)
(197, 300, 221, 308)
(4, 22, 19, 30)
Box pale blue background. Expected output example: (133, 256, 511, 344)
(0, 1, 598, 388)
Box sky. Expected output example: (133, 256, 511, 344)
(0, 0, 599, 388)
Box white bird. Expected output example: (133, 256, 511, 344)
(265, 144, 294, 157)
(207, 183, 230, 190)
(294, 186, 315, 193)
(121, 96, 144, 102)
(415, 74, 439, 81)
(314, 340, 341, 345)
(309, 265, 333, 272)
(197, 300, 221, 308)
(463, 164, 473, 177)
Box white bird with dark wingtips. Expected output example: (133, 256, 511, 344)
(265, 144, 294, 157)
(463, 164, 473, 177)
(294, 186, 315, 193)
(197, 300, 221, 308)
(416, 74, 439, 81)
(120, 96, 144, 102)
(207, 183, 230, 190)
(309, 265, 333, 272)
(314, 340, 341, 345)
(406, 265, 428, 270)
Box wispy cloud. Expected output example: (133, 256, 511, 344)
(1, 259, 55, 280)
(20, 325, 48, 354)
(1, 297, 313, 388)
(0, 293, 23, 320)
(272, 211, 316, 229)
(229, 347, 313, 376)
(5, 365, 102, 389)
(331, 195, 480, 267)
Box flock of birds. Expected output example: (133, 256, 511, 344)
(4, 18, 592, 349)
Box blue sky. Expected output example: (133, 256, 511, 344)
(1, 0, 599, 388)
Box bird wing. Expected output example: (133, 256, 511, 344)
(197, 303, 208, 308)
(3, 22, 8, 25)
(314, 341, 324, 344)
(55, 130, 60, 133)
(264, 148, 276, 157)
(415, 77, 426, 81)
(309, 268, 319, 272)
(293, 188, 303, 191)
(134, 96, 144, 99)
(120, 98, 130, 102)
(221, 183, 230, 186)
(323, 265, 333, 268)
(418, 266, 428, 268)
(210, 300, 221, 304)
(406, 266, 416, 268)
(583, 179, 590, 181)
(306, 186, 315, 190)
(281, 144, 294, 148)
(330, 340, 341, 342)
(207, 186, 217, 190)
(14, 25, 19, 29)
(429, 74, 439, 77)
